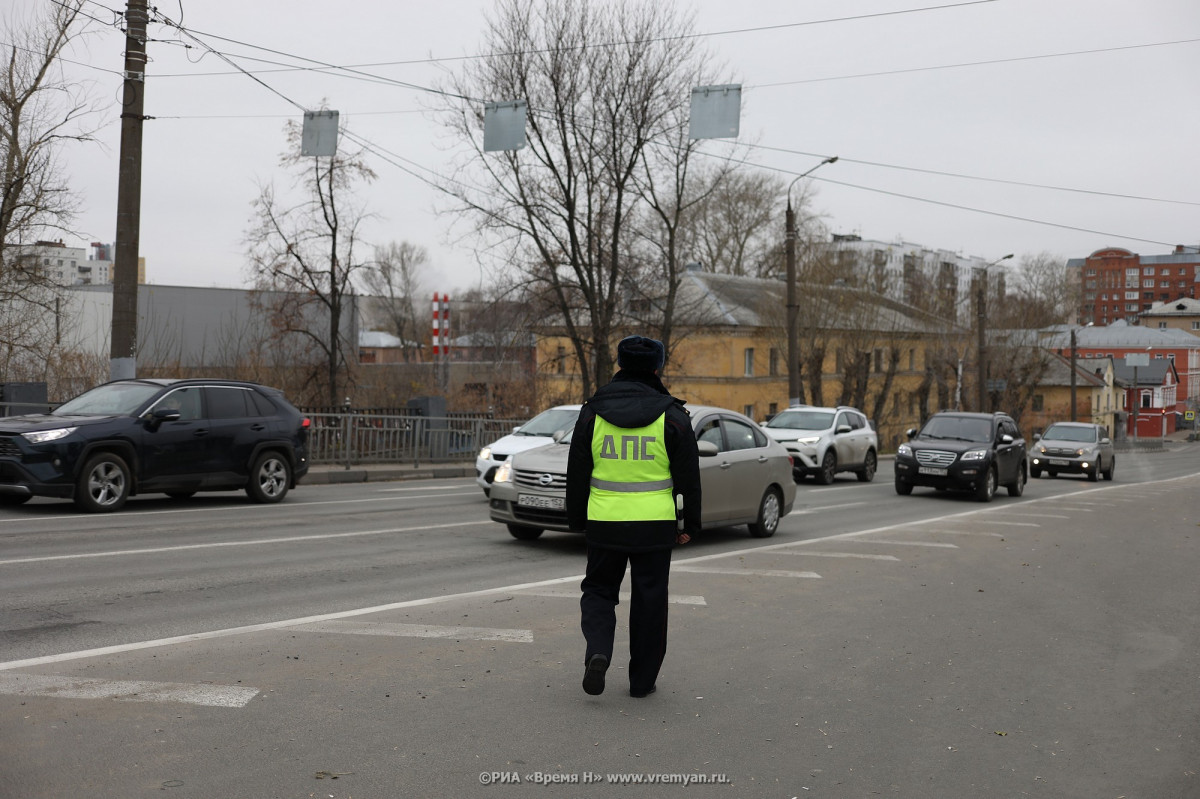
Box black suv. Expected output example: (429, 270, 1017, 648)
(0, 379, 309, 512)
(894, 411, 1027, 502)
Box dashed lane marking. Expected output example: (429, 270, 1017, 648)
(673, 566, 821, 579)
(773, 551, 900, 561)
(515, 589, 707, 605)
(0, 673, 258, 708)
(288, 620, 533, 643)
(850, 539, 959, 548)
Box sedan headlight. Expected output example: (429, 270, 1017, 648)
(22, 427, 76, 444)
(479, 446, 492, 460)
(1036, 446, 1048, 454)
(960, 449, 989, 461)
(897, 444, 912, 457)
(493, 461, 513, 483)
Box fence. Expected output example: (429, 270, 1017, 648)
(304, 410, 523, 467)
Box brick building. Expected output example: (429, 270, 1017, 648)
(1072, 245, 1200, 327)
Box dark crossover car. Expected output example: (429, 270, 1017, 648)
(894, 411, 1028, 502)
(0, 379, 310, 512)
(1030, 422, 1115, 482)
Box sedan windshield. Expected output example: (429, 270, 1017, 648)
(54, 383, 162, 416)
(517, 408, 580, 436)
(765, 410, 834, 431)
(1042, 425, 1098, 443)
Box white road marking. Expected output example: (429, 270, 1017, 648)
(774, 551, 900, 561)
(673, 566, 821, 579)
(850, 540, 959, 548)
(9, 474, 1197, 673)
(516, 589, 707, 605)
(966, 520, 1039, 527)
(923, 530, 1006, 538)
(0, 521, 478, 566)
(0, 673, 258, 708)
(997, 512, 1068, 519)
(289, 620, 533, 642)
(791, 501, 869, 514)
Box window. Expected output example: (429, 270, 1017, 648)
(743, 348, 754, 377)
(1140, 391, 1152, 409)
(1143, 266, 1155, 275)
(723, 417, 763, 451)
(696, 417, 723, 448)
(768, 402, 778, 416)
(1032, 394, 1044, 411)
(206, 387, 254, 419)
(874, 348, 884, 373)
(154, 387, 202, 421)
(1159, 322, 1168, 329)
(743, 404, 754, 419)
(1125, 291, 1139, 300)
(556, 345, 565, 374)
(1126, 304, 1138, 312)
(1193, 322, 1200, 331)
(1154, 352, 1164, 359)
(769, 348, 780, 377)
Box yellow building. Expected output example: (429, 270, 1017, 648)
(535, 271, 974, 450)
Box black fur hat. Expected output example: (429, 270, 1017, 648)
(617, 335, 665, 373)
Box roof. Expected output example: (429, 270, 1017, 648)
(1141, 297, 1200, 317)
(1039, 323, 1200, 349)
(1037, 352, 1107, 389)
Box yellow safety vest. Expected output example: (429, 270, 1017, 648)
(588, 413, 674, 522)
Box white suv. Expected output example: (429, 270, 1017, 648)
(475, 404, 581, 496)
(761, 405, 878, 484)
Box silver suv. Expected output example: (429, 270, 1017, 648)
(761, 405, 878, 484)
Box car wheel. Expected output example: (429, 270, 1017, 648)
(1103, 457, 1115, 481)
(894, 477, 913, 496)
(246, 451, 291, 503)
(816, 450, 837, 485)
(856, 450, 877, 483)
(974, 467, 996, 502)
(507, 524, 543, 540)
(166, 490, 197, 500)
(75, 453, 131, 513)
(748, 487, 781, 538)
(1007, 464, 1026, 497)
(0, 494, 31, 506)
(1088, 463, 1100, 482)
(1030, 466, 1042, 479)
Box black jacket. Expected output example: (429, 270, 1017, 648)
(566, 371, 702, 552)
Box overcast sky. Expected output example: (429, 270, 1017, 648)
(29, 0, 1200, 294)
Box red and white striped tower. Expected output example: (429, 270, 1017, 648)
(431, 294, 451, 391)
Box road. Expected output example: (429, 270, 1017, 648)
(1, 447, 1198, 798)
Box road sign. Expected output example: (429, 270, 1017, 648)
(1186, 411, 1195, 421)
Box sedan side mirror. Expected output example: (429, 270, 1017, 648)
(697, 440, 719, 457)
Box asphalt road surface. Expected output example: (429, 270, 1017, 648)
(1, 447, 1198, 798)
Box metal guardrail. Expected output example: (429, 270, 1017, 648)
(305, 411, 523, 467)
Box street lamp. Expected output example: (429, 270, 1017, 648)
(1069, 322, 1094, 421)
(785, 155, 838, 407)
(976, 253, 1014, 412)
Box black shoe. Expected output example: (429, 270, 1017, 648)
(582, 654, 609, 695)
(630, 685, 656, 698)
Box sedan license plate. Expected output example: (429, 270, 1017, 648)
(918, 466, 948, 476)
(1048, 458, 1069, 466)
(517, 493, 564, 510)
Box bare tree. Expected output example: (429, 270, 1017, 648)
(360, 241, 427, 363)
(442, 0, 723, 396)
(691, 167, 787, 279)
(245, 120, 376, 405)
(0, 1, 98, 380)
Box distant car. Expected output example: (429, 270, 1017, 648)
(474, 404, 582, 496)
(894, 411, 1027, 502)
(1030, 422, 1114, 482)
(0, 379, 309, 512)
(761, 405, 878, 484)
(487, 405, 796, 540)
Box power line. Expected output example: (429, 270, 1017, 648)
(753, 37, 1200, 89)
(743, 143, 1200, 207)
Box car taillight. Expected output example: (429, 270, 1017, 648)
(301, 417, 311, 428)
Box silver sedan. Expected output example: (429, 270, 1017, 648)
(487, 405, 797, 540)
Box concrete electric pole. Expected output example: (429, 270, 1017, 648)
(110, 0, 148, 380)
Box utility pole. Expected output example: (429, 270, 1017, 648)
(110, 0, 149, 380)
(974, 253, 1013, 413)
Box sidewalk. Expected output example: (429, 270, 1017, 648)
(300, 460, 476, 485)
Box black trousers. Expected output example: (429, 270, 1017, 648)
(580, 545, 672, 695)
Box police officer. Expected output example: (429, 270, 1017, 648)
(566, 335, 701, 698)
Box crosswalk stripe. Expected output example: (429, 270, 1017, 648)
(288, 620, 533, 642)
(0, 673, 258, 708)
(673, 566, 821, 579)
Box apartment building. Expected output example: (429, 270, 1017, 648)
(1071, 245, 1200, 327)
